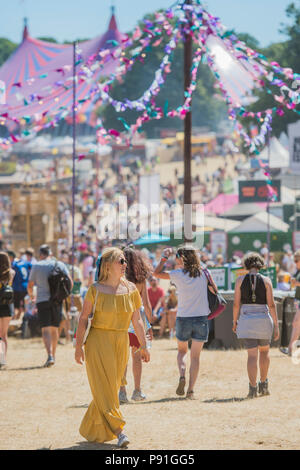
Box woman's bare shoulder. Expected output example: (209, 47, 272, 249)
(127, 280, 138, 293)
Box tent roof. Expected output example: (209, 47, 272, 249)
(255, 136, 289, 169)
(220, 202, 268, 218)
(204, 194, 239, 216)
(229, 211, 290, 233)
(0, 11, 124, 123)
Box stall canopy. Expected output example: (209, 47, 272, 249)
(204, 194, 239, 216)
(219, 202, 268, 220)
(229, 211, 290, 233)
(250, 137, 289, 169)
(0, 10, 124, 124)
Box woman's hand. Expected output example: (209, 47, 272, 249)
(147, 329, 153, 341)
(75, 347, 85, 365)
(141, 348, 150, 363)
(273, 325, 280, 341)
(232, 320, 237, 334)
(162, 248, 172, 259)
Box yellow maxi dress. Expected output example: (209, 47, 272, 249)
(79, 283, 142, 443)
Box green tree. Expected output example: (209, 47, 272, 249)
(243, 2, 300, 138)
(37, 37, 58, 43)
(98, 13, 227, 137)
(0, 38, 17, 67)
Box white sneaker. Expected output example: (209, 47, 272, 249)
(131, 389, 146, 401)
(119, 389, 129, 404)
(117, 433, 130, 448)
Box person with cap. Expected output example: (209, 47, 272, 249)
(27, 245, 73, 367)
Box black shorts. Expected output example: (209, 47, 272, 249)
(37, 301, 62, 328)
(13, 291, 27, 309)
(0, 303, 13, 318)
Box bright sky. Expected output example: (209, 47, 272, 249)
(1, 0, 293, 47)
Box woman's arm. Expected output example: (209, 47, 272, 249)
(131, 309, 150, 362)
(232, 277, 242, 333)
(154, 258, 170, 280)
(265, 278, 279, 340)
(140, 280, 153, 323)
(74, 297, 93, 364)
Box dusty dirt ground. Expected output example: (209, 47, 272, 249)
(1, 336, 300, 450)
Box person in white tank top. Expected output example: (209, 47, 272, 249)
(154, 246, 217, 400)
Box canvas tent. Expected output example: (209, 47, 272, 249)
(0, 9, 124, 125)
(250, 137, 289, 170)
(219, 202, 268, 220)
(229, 211, 290, 233)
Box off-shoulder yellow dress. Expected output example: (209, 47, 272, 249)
(79, 283, 142, 443)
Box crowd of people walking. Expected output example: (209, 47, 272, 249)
(1, 239, 300, 448)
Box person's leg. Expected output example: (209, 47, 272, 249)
(288, 309, 300, 353)
(258, 345, 270, 383)
(176, 340, 188, 396)
(247, 347, 258, 387)
(41, 326, 53, 356)
(187, 340, 204, 395)
(0, 317, 11, 362)
(158, 313, 167, 338)
(131, 346, 142, 391)
(177, 340, 188, 378)
(168, 312, 176, 337)
(51, 327, 59, 359)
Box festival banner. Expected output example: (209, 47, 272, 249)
(209, 267, 228, 290)
(293, 231, 300, 251)
(230, 266, 277, 289)
(238, 180, 281, 203)
(210, 231, 228, 260)
(288, 121, 300, 173)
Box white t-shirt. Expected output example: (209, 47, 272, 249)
(169, 269, 210, 318)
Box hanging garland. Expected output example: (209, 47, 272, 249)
(0, 0, 299, 163)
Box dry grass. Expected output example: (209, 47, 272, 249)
(1, 337, 300, 450)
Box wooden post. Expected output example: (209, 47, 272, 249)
(26, 194, 31, 247)
(183, 0, 193, 242)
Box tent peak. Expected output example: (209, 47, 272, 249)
(108, 6, 118, 31)
(22, 17, 29, 41)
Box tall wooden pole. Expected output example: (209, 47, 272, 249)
(71, 41, 77, 284)
(183, 0, 193, 242)
(267, 129, 271, 267)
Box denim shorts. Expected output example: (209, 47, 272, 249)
(176, 316, 209, 343)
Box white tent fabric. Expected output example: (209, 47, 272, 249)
(229, 211, 290, 233)
(279, 132, 289, 150)
(258, 136, 289, 169)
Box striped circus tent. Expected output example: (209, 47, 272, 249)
(0, 9, 124, 127)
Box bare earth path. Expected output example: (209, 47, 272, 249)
(1, 337, 300, 450)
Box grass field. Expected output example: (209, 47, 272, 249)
(1, 337, 300, 450)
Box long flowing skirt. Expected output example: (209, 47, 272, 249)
(79, 327, 129, 443)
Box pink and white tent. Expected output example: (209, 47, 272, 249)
(0, 11, 124, 125)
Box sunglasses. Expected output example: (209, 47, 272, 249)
(119, 258, 127, 265)
(176, 253, 181, 259)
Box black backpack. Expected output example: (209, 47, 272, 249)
(48, 261, 72, 304)
(0, 282, 14, 306)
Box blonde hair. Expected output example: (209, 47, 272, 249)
(97, 247, 125, 283)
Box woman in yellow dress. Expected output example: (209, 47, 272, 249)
(75, 247, 150, 447)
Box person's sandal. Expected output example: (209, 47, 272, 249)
(176, 376, 186, 396)
(186, 390, 195, 400)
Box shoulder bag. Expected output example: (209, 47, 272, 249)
(203, 269, 227, 320)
